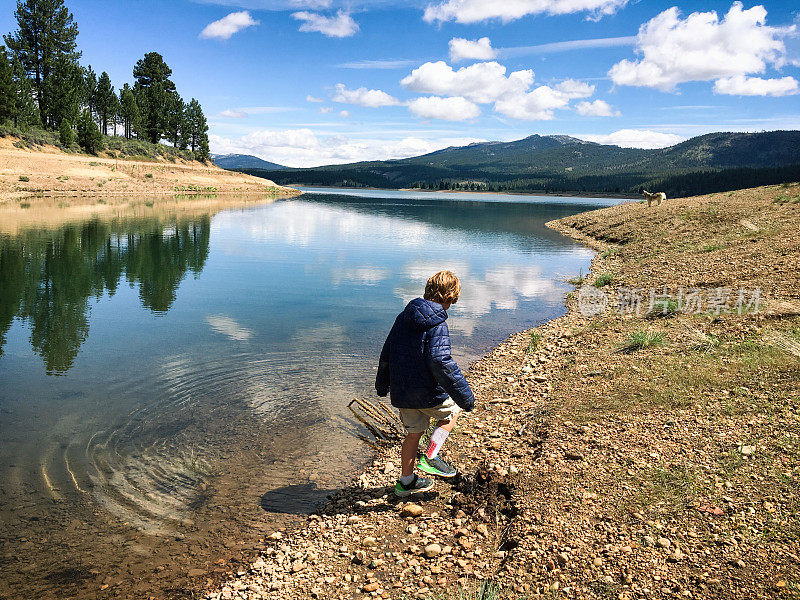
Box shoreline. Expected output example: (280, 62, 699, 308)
(204, 182, 800, 599)
(290, 184, 638, 200)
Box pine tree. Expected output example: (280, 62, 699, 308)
(119, 83, 140, 139)
(76, 107, 102, 154)
(184, 98, 208, 158)
(94, 71, 115, 135)
(4, 0, 81, 129)
(132, 52, 175, 144)
(163, 91, 184, 148)
(0, 47, 14, 124)
(109, 91, 120, 136)
(84, 65, 96, 116)
(45, 55, 82, 127)
(10, 53, 39, 128)
(58, 117, 73, 146)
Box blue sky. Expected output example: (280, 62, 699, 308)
(2, 0, 799, 166)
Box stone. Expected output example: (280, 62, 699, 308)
(401, 504, 424, 518)
(362, 582, 380, 593)
(188, 569, 205, 577)
(291, 561, 305, 573)
(565, 451, 585, 461)
(657, 537, 671, 549)
(741, 445, 756, 456)
(363, 537, 377, 547)
(423, 544, 442, 558)
(476, 524, 489, 537)
(556, 552, 569, 566)
(593, 557, 603, 567)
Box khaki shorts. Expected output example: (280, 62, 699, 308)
(399, 397, 461, 434)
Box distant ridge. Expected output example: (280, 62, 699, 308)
(212, 154, 288, 171)
(240, 131, 800, 198)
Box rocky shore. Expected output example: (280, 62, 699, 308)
(204, 183, 800, 600)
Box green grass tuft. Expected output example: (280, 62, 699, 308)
(616, 330, 666, 354)
(567, 270, 587, 286)
(526, 331, 542, 355)
(594, 273, 614, 288)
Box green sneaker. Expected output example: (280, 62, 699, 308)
(417, 455, 457, 478)
(394, 474, 434, 497)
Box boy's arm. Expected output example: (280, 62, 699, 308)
(375, 333, 391, 397)
(425, 322, 475, 411)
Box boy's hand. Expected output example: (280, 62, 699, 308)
(376, 386, 389, 398)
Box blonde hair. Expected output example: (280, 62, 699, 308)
(424, 270, 461, 305)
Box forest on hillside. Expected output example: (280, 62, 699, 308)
(0, 0, 210, 160)
(243, 130, 800, 198)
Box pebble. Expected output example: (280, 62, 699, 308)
(401, 504, 424, 518)
(657, 537, 671, 549)
(423, 544, 442, 558)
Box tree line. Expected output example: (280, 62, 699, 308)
(0, 0, 209, 159)
(246, 162, 800, 198)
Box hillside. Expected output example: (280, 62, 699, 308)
(0, 136, 300, 204)
(212, 154, 288, 171)
(243, 130, 800, 197)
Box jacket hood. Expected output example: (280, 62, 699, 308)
(403, 298, 448, 332)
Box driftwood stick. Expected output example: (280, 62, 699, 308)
(348, 397, 405, 443)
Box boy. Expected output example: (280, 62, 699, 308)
(375, 270, 476, 497)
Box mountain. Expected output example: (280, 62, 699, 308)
(212, 154, 288, 171)
(239, 131, 800, 197)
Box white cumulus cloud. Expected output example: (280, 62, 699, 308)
(609, 3, 797, 95)
(575, 99, 621, 117)
(449, 37, 498, 62)
(292, 10, 359, 37)
(577, 129, 684, 149)
(331, 83, 400, 107)
(407, 96, 481, 121)
(401, 61, 533, 104)
(401, 60, 596, 121)
(200, 11, 259, 40)
(713, 74, 799, 96)
(424, 0, 628, 24)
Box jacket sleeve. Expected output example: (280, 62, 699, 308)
(375, 331, 391, 397)
(424, 322, 475, 411)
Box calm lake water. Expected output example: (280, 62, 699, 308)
(0, 188, 616, 598)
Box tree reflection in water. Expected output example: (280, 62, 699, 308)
(0, 216, 210, 374)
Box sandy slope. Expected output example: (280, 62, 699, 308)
(0, 136, 300, 204)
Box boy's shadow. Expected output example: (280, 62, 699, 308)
(260, 482, 438, 516)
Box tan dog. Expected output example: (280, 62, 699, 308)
(642, 189, 667, 207)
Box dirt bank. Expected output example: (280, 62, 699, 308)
(198, 183, 799, 600)
(0, 136, 299, 204)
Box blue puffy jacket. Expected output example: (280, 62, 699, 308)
(375, 298, 475, 411)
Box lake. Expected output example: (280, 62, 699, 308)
(0, 188, 617, 598)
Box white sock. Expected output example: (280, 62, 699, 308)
(426, 427, 450, 459)
(400, 474, 415, 485)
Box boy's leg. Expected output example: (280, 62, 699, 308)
(425, 404, 461, 459)
(401, 432, 423, 477)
